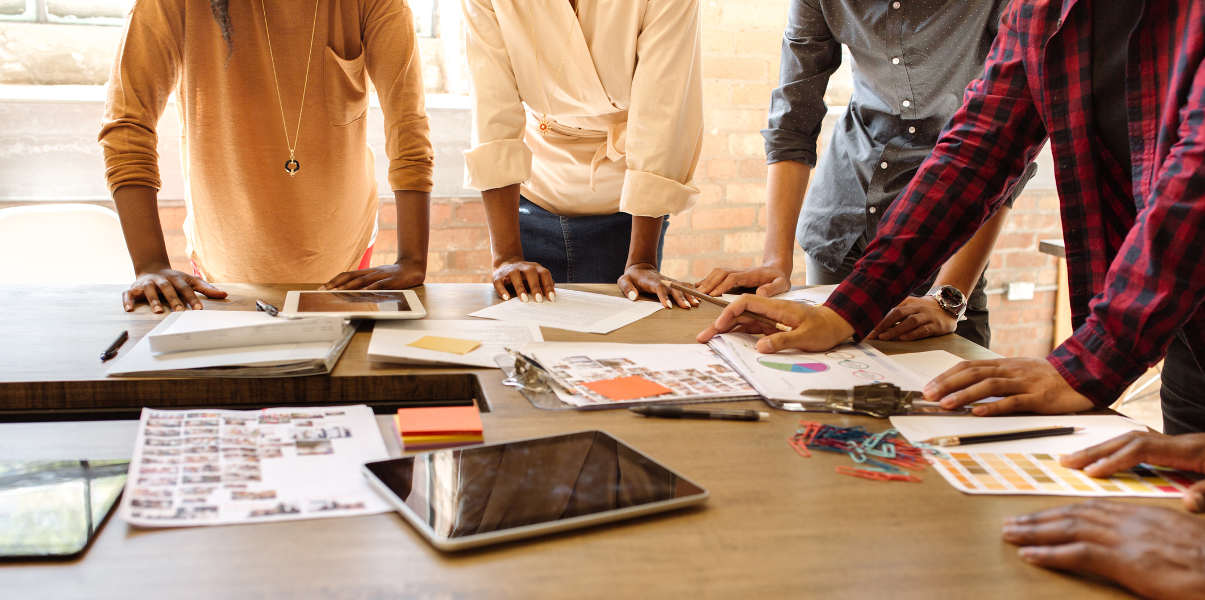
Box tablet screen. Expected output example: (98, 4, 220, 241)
(365, 431, 703, 539)
(295, 291, 411, 313)
(0, 460, 127, 559)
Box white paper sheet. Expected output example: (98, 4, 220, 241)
(120, 405, 390, 527)
(367, 320, 544, 368)
(468, 288, 662, 334)
(148, 311, 345, 353)
(889, 415, 1148, 454)
(707, 332, 925, 402)
(106, 317, 353, 378)
(887, 350, 968, 384)
(518, 342, 757, 407)
(721, 284, 837, 305)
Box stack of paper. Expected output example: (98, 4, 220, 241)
(147, 311, 345, 353)
(107, 311, 355, 378)
(120, 405, 390, 527)
(394, 405, 484, 450)
(367, 320, 543, 368)
(721, 284, 837, 305)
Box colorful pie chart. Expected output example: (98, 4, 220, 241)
(757, 358, 830, 374)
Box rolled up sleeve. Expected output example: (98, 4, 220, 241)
(97, 0, 183, 194)
(365, 0, 434, 192)
(762, 0, 841, 166)
(461, 0, 531, 191)
(620, 0, 703, 217)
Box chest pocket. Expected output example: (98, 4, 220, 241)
(324, 46, 368, 126)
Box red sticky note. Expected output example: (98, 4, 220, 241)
(395, 405, 483, 436)
(582, 376, 673, 401)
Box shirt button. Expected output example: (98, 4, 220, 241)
(907, 126, 917, 134)
(892, 1, 901, 8)
(892, 57, 902, 65)
(880, 161, 889, 169)
(869, 206, 878, 214)
(902, 99, 912, 109)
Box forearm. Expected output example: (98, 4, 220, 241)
(932, 205, 1011, 295)
(481, 184, 523, 266)
(393, 190, 430, 269)
(762, 160, 811, 269)
(627, 216, 665, 267)
(112, 185, 171, 273)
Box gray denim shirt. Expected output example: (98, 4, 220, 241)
(763, 0, 1035, 272)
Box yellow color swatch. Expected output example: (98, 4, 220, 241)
(407, 335, 482, 355)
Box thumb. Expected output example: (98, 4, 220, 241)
(756, 330, 803, 353)
(1184, 480, 1205, 513)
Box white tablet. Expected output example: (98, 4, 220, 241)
(363, 430, 708, 551)
(281, 290, 426, 320)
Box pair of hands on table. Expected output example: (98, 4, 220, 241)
(490, 257, 699, 309)
(696, 265, 960, 341)
(695, 293, 1096, 415)
(1004, 432, 1205, 599)
(121, 262, 425, 313)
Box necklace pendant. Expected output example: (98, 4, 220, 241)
(284, 158, 300, 175)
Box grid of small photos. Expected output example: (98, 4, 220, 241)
(930, 451, 1203, 497)
(549, 355, 756, 404)
(124, 406, 385, 526)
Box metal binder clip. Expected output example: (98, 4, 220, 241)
(797, 382, 962, 418)
(495, 349, 578, 410)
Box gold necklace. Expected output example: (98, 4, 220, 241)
(259, 0, 321, 176)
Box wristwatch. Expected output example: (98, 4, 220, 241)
(929, 285, 967, 320)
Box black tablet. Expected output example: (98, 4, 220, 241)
(0, 460, 128, 560)
(363, 430, 707, 550)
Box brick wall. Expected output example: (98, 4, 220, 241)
(60, 0, 1066, 359)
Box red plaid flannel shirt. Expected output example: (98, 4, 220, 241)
(826, 0, 1205, 407)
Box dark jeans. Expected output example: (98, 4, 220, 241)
(804, 238, 992, 348)
(517, 197, 669, 283)
(1160, 332, 1205, 434)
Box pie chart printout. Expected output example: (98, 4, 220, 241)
(757, 358, 830, 374)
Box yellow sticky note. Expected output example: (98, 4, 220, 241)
(407, 335, 482, 355)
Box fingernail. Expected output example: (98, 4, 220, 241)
(548, 291, 556, 302)
(972, 406, 987, 416)
(923, 382, 935, 394)
(535, 293, 544, 303)
(627, 291, 638, 301)
(501, 293, 510, 301)
(1018, 548, 1040, 563)
(664, 301, 673, 309)
(520, 293, 529, 302)
(193, 303, 202, 309)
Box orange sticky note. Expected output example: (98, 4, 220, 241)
(407, 335, 482, 355)
(395, 405, 483, 436)
(582, 375, 673, 401)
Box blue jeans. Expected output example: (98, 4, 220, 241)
(517, 197, 669, 283)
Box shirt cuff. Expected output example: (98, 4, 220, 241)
(619, 169, 699, 217)
(761, 128, 818, 167)
(105, 163, 161, 195)
(1048, 320, 1147, 408)
(823, 272, 891, 339)
(463, 139, 531, 191)
(388, 161, 434, 193)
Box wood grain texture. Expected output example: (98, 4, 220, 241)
(0, 283, 1154, 598)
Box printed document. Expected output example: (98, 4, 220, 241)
(120, 405, 390, 527)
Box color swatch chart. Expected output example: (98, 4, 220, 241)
(930, 452, 1202, 497)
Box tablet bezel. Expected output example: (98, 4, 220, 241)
(281, 289, 426, 320)
(362, 430, 708, 551)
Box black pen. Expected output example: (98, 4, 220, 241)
(100, 330, 129, 362)
(630, 406, 770, 422)
(922, 426, 1084, 447)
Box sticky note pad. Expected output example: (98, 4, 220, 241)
(395, 405, 483, 436)
(582, 375, 673, 401)
(407, 335, 482, 355)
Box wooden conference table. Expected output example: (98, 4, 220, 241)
(0, 284, 1161, 598)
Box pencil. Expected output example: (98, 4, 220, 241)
(922, 426, 1083, 447)
(661, 279, 792, 333)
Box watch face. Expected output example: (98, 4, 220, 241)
(939, 286, 965, 306)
